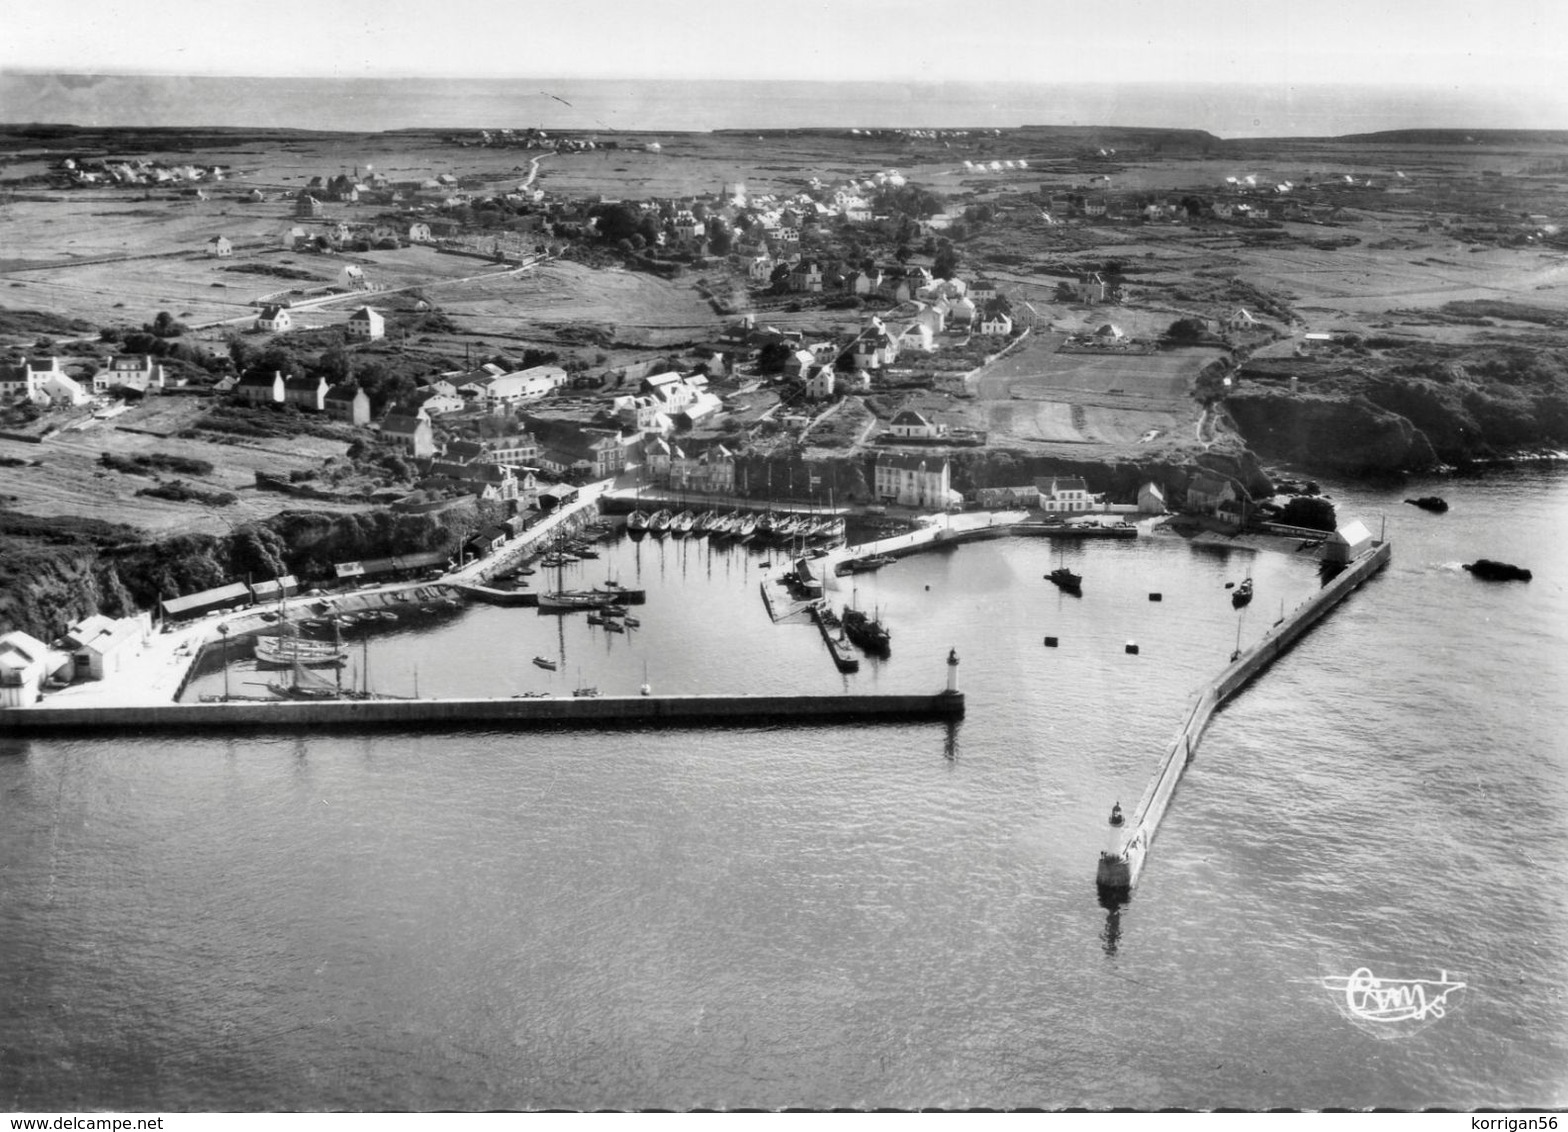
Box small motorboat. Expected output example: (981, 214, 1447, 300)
(532, 656, 558, 670)
(1405, 496, 1449, 514)
(1232, 577, 1254, 608)
(1046, 567, 1082, 594)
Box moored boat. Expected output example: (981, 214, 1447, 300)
(1231, 577, 1254, 607)
(626, 510, 651, 533)
(842, 606, 891, 655)
(532, 656, 557, 670)
(1046, 567, 1083, 595)
(255, 633, 348, 669)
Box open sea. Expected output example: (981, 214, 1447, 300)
(2, 467, 1565, 1111)
(0, 74, 1554, 138)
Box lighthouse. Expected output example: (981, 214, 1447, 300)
(945, 647, 960, 694)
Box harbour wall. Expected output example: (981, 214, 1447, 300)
(0, 691, 964, 735)
(1096, 539, 1392, 895)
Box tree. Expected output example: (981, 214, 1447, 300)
(757, 342, 792, 375)
(895, 244, 913, 264)
(1279, 495, 1337, 532)
(1165, 318, 1208, 345)
(148, 311, 188, 338)
(933, 241, 960, 280)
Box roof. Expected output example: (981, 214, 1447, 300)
(890, 409, 931, 428)
(237, 371, 282, 388)
(0, 630, 49, 673)
(283, 376, 324, 393)
(324, 384, 365, 403)
(159, 581, 251, 617)
(349, 306, 383, 322)
(1049, 477, 1089, 493)
(381, 414, 429, 435)
(875, 452, 948, 473)
(1331, 520, 1373, 545)
(258, 305, 288, 319)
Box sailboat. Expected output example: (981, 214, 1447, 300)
(267, 658, 340, 699)
(254, 585, 349, 668)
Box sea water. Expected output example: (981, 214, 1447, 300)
(2, 469, 1564, 1110)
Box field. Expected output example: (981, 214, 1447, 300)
(0, 397, 362, 537)
(4, 123, 1567, 531)
(969, 331, 1220, 454)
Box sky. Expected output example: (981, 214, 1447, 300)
(2, 0, 1565, 132)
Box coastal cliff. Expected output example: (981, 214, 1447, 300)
(1228, 344, 1568, 471)
(0, 505, 491, 642)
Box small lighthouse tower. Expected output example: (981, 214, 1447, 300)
(945, 647, 960, 694)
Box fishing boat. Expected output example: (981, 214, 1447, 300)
(842, 605, 891, 656)
(1046, 567, 1083, 595)
(693, 511, 714, 536)
(626, 509, 651, 534)
(648, 509, 673, 535)
(254, 624, 348, 668)
(623, 616, 640, 628)
(586, 612, 605, 625)
(734, 514, 759, 541)
(267, 660, 341, 700)
(604, 620, 626, 633)
(532, 656, 557, 670)
(1231, 577, 1254, 608)
(670, 510, 696, 535)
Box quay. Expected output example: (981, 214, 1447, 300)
(1096, 537, 1393, 898)
(827, 510, 1028, 578)
(0, 690, 963, 734)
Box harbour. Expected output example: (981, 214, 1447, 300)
(1, 468, 1564, 1110)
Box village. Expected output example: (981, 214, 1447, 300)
(3, 121, 1566, 659)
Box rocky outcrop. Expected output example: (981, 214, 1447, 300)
(1223, 389, 1439, 474)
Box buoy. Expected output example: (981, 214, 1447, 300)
(1149, 592, 1162, 602)
(1125, 641, 1139, 655)
(1043, 636, 1058, 647)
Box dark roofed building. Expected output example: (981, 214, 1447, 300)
(324, 384, 370, 425)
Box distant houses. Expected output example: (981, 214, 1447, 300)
(255, 305, 292, 333)
(346, 306, 385, 340)
(95, 355, 166, 395)
(380, 410, 437, 458)
(206, 235, 232, 258)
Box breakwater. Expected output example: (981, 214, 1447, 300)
(1096, 538, 1393, 897)
(0, 690, 964, 734)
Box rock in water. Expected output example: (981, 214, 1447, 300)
(1463, 559, 1532, 582)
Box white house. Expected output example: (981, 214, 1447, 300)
(887, 408, 947, 440)
(898, 322, 936, 354)
(1324, 520, 1374, 564)
(748, 251, 776, 282)
(61, 613, 147, 681)
(408, 222, 433, 243)
(465, 365, 569, 408)
(0, 630, 55, 708)
(1037, 476, 1098, 512)
(0, 357, 61, 403)
(207, 235, 233, 257)
(979, 311, 1013, 336)
(804, 365, 836, 401)
(96, 355, 166, 395)
(1138, 482, 1167, 514)
(873, 454, 959, 510)
(1228, 308, 1261, 332)
(39, 370, 88, 406)
(347, 306, 385, 340)
(256, 305, 293, 333)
